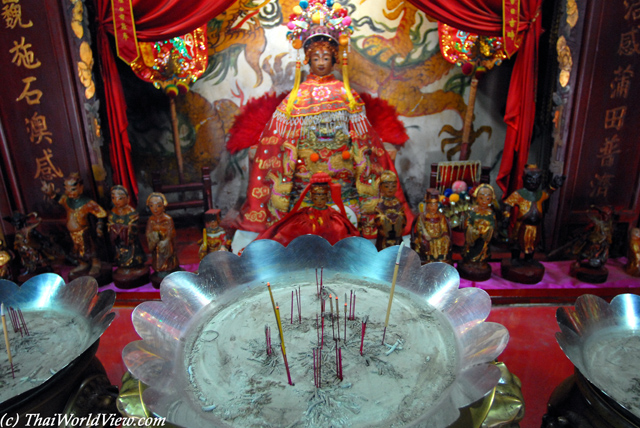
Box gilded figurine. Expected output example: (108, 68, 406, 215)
(0, 239, 13, 280)
(569, 205, 614, 283)
(458, 183, 496, 281)
(198, 209, 231, 260)
(42, 173, 110, 283)
(146, 192, 180, 288)
(374, 171, 407, 250)
(2, 211, 54, 282)
(411, 188, 452, 264)
(108, 185, 149, 288)
(501, 165, 565, 284)
(625, 227, 640, 277)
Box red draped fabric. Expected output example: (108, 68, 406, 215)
(95, 0, 235, 201)
(406, 0, 543, 196)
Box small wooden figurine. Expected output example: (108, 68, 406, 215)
(569, 206, 614, 283)
(198, 209, 230, 260)
(2, 211, 53, 282)
(625, 227, 640, 277)
(13, 232, 50, 281)
(374, 170, 407, 250)
(146, 192, 181, 288)
(0, 239, 13, 280)
(411, 188, 452, 264)
(108, 185, 149, 289)
(501, 165, 565, 284)
(42, 173, 111, 284)
(457, 183, 496, 281)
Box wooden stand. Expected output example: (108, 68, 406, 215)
(68, 262, 112, 287)
(500, 259, 545, 284)
(457, 261, 492, 282)
(569, 262, 609, 284)
(16, 266, 53, 284)
(113, 266, 150, 290)
(150, 267, 184, 289)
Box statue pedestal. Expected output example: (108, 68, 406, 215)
(68, 262, 112, 286)
(457, 261, 492, 282)
(500, 259, 544, 284)
(150, 267, 184, 289)
(113, 266, 150, 289)
(569, 262, 608, 284)
(16, 266, 52, 284)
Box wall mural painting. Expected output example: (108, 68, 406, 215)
(127, 0, 506, 211)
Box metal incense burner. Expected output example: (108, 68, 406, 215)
(556, 293, 640, 423)
(0, 274, 116, 411)
(124, 236, 509, 428)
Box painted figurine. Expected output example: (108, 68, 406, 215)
(256, 172, 360, 246)
(2, 211, 54, 282)
(625, 227, 640, 277)
(13, 232, 49, 279)
(232, 1, 412, 240)
(146, 192, 180, 288)
(108, 185, 149, 288)
(501, 165, 565, 284)
(411, 188, 452, 264)
(198, 209, 231, 260)
(374, 170, 406, 250)
(0, 239, 13, 280)
(569, 206, 614, 283)
(42, 173, 110, 283)
(458, 184, 496, 281)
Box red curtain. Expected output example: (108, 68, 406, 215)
(406, 0, 543, 196)
(95, 0, 236, 201)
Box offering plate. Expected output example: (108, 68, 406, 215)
(0, 273, 116, 408)
(556, 293, 640, 421)
(123, 236, 508, 428)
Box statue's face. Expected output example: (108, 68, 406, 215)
(64, 181, 83, 199)
(111, 189, 129, 209)
(311, 188, 329, 208)
(309, 47, 333, 76)
(205, 218, 219, 229)
(476, 187, 493, 208)
(523, 170, 542, 191)
(425, 198, 439, 214)
(380, 181, 397, 198)
(148, 197, 165, 216)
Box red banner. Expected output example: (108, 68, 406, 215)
(503, 0, 520, 57)
(111, 0, 139, 64)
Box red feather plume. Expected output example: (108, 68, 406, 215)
(360, 93, 408, 145)
(226, 92, 287, 154)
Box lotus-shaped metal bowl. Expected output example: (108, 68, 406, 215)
(0, 273, 116, 404)
(123, 236, 508, 428)
(556, 293, 640, 418)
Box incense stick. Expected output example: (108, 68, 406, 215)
(1, 303, 15, 378)
(266, 283, 294, 385)
(382, 243, 404, 345)
(360, 315, 368, 356)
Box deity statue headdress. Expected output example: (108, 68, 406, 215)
(285, 0, 356, 116)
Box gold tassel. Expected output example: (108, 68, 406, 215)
(285, 59, 302, 118)
(341, 45, 357, 111)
